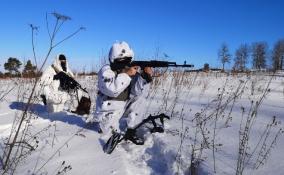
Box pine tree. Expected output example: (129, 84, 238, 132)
(23, 60, 37, 77)
(204, 63, 209, 72)
(23, 60, 36, 73)
(4, 57, 22, 75)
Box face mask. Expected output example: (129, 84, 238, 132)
(61, 62, 67, 72)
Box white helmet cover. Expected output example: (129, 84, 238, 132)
(108, 41, 134, 63)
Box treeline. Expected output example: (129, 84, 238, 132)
(0, 57, 97, 79)
(218, 39, 284, 72)
(2, 39, 283, 78)
(0, 57, 40, 78)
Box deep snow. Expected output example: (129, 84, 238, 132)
(0, 72, 283, 175)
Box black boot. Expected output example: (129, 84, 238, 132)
(103, 131, 121, 154)
(124, 128, 144, 145)
(40, 94, 47, 105)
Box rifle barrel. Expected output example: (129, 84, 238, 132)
(173, 64, 194, 67)
(131, 60, 194, 68)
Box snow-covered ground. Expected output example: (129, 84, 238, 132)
(0, 72, 283, 175)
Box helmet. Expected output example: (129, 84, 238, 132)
(108, 41, 134, 63)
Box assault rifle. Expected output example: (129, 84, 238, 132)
(52, 64, 88, 93)
(110, 59, 194, 70)
(50, 65, 91, 115)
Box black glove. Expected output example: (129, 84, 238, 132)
(141, 71, 152, 83)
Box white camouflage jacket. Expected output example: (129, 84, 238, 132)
(39, 55, 74, 104)
(94, 64, 149, 132)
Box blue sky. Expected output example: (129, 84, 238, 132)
(0, 0, 284, 72)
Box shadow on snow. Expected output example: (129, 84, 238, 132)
(9, 101, 100, 132)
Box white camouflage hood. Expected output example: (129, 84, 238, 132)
(52, 54, 71, 72)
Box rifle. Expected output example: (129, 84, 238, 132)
(51, 64, 88, 93)
(110, 60, 194, 70)
(51, 65, 91, 115)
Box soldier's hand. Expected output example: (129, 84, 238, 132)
(141, 67, 153, 83)
(144, 67, 153, 76)
(125, 66, 138, 76)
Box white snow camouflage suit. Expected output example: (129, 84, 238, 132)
(39, 55, 74, 113)
(94, 64, 150, 135)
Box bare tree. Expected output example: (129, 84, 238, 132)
(272, 39, 284, 71)
(234, 44, 250, 72)
(218, 43, 231, 70)
(252, 42, 268, 70)
(218, 43, 231, 71)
